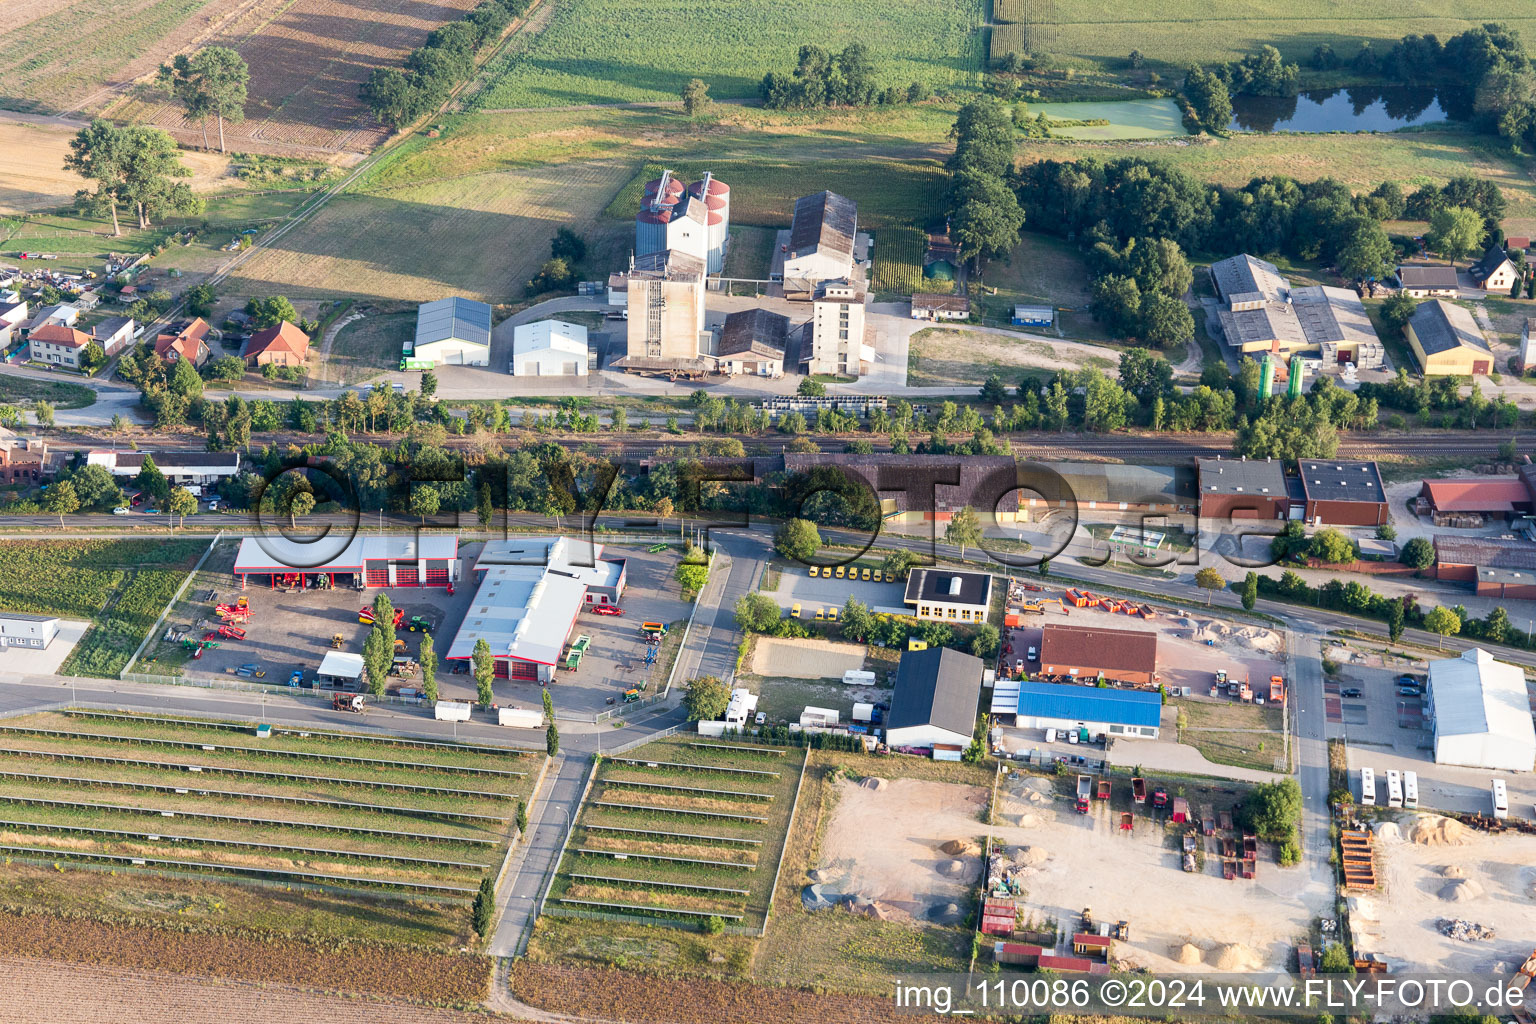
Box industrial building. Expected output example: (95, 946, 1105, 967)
(778, 191, 858, 297)
(1196, 457, 1289, 520)
(884, 647, 984, 750)
(1206, 254, 1383, 367)
(0, 612, 59, 650)
(779, 453, 1020, 525)
(903, 568, 994, 624)
(717, 308, 788, 377)
(1014, 681, 1162, 740)
(511, 320, 588, 376)
(634, 170, 729, 274)
(1404, 299, 1494, 376)
(617, 249, 709, 376)
(412, 297, 491, 367)
(1433, 536, 1536, 599)
(803, 279, 871, 377)
(1038, 624, 1158, 687)
(447, 537, 626, 682)
(1020, 461, 1194, 517)
(1296, 460, 1388, 527)
(233, 535, 460, 590)
(1425, 648, 1535, 772)
(89, 450, 240, 490)
(1395, 264, 1459, 298)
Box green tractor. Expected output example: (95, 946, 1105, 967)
(407, 615, 433, 633)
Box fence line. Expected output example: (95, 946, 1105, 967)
(608, 721, 689, 755)
(756, 747, 810, 938)
(491, 753, 552, 902)
(117, 530, 225, 680)
(518, 754, 595, 956)
(544, 904, 761, 937)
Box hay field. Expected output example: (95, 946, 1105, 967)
(992, 0, 1532, 66)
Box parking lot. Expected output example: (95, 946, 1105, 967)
(764, 564, 906, 617)
(0, 620, 90, 677)
(151, 541, 692, 719)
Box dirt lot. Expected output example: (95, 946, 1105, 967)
(907, 326, 1119, 388)
(1355, 814, 1536, 972)
(751, 637, 868, 679)
(805, 776, 985, 926)
(994, 770, 1333, 972)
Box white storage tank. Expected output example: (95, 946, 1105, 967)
(689, 173, 730, 274)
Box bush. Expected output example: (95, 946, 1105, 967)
(1278, 836, 1301, 866)
(702, 914, 725, 936)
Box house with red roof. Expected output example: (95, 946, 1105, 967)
(153, 318, 211, 367)
(28, 323, 92, 369)
(241, 321, 309, 368)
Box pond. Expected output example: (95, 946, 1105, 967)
(1229, 86, 1456, 133)
(1027, 98, 1189, 140)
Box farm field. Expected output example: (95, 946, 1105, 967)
(0, 709, 538, 999)
(103, 0, 484, 157)
(542, 737, 808, 934)
(474, 0, 985, 109)
(869, 225, 940, 297)
(223, 161, 636, 303)
(991, 0, 1533, 67)
(0, 541, 207, 678)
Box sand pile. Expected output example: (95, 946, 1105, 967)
(1439, 878, 1484, 902)
(1412, 815, 1472, 847)
(1441, 865, 1467, 879)
(941, 839, 980, 857)
(937, 859, 967, 877)
(861, 777, 887, 791)
(929, 902, 963, 925)
(1025, 791, 1046, 804)
(1209, 943, 1260, 970)
(1016, 812, 1041, 828)
(1172, 943, 1204, 965)
(1016, 846, 1049, 867)
(1375, 821, 1403, 844)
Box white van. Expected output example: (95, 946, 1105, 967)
(1385, 769, 1403, 809)
(1359, 766, 1376, 807)
(1492, 779, 1509, 820)
(1403, 771, 1419, 810)
(1044, 728, 1057, 743)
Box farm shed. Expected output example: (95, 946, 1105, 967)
(448, 536, 626, 683)
(885, 647, 984, 749)
(1014, 681, 1162, 740)
(778, 191, 858, 296)
(1425, 648, 1535, 772)
(1196, 456, 1288, 520)
(910, 293, 970, 321)
(511, 320, 588, 377)
(1012, 305, 1054, 327)
(1405, 300, 1493, 377)
(0, 612, 59, 649)
(1297, 460, 1387, 527)
(1418, 477, 1533, 518)
(1395, 264, 1458, 298)
(413, 297, 491, 367)
(241, 321, 310, 368)
(1038, 624, 1157, 687)
(233, 536, 459, 590)
(903, 568, 993, 624)
(315, 651, 366, 688)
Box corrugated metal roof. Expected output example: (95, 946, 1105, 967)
(1428, 648, 1535, 749)
(513, 320, 588, 360)
(416, 297, 492, 349)
(1298, 460, 1385, 504)
(887, 647, 983, 737)
(1016, 681, 1161, 727)
(788, 191, 856, 261)
(1408, 300, 1491, 357)
(1421, 477, 1532, 513)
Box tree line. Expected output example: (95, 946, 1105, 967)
(361, 0, 531, 127)
(758, 43, 931, 110)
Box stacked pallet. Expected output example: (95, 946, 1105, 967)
(1341, 829, 1376, 890)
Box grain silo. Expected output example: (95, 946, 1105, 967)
(636, 170, 685, 258)
(688, 173, 730, 274)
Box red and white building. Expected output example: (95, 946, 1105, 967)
(233, 535, 460, 590)
(447, 537, 626, 683)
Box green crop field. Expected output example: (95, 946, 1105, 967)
(869, 225, 938, 296)
(991, 1, 1533, 67)
(0, 710, 540, 948)
(474, 0, 985, 109)
(543, 738, 807, 933)
(0, 541, 206, 678)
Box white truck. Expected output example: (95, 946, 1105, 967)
(434, 700, 472, 722)
(497, 706, 542, 728)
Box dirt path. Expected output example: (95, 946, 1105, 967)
(316, 309, 366, 386)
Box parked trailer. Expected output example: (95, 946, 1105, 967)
(1170, 797, 1189, 823)
(1359, 766, 1375, 807)
(1403, 771, 1419, 810)
(497, 707, 542, 728)
(434, 701, 472, 722)
(1076, 775, 1092, 814)
(1095, 778, 1111, 801)
(1492, 779, 1509, 820)
(1132, 777, 1147, 804)
(1385, 769, 1403, 809)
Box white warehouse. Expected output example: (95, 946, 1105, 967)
(511, 320, 588, 376)
(1426, 647, 1536, 772)
(413, 297, 491, 367)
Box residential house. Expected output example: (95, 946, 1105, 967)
(717, 308, 788, 377)
(1396, 264, 1459, 298)
(154, 318, 211, 367)
(28, 323, 91, 369)
(88, 450, 240, 491)
(90, 316, 136, 358)
(1469, 244, 1519, 292)
(28, 303, 78, 331)
(0, 432, 49, 488)
(242, 321, 310, 368)
(0, 300, 27, 347)
(1405, 299, 1493, 376)
(910, 293, 970, 321)
(1518, 317, 1536, 373)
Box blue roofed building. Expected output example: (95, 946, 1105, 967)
(1015, 681, 1163, 741)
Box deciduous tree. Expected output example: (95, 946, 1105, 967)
(683, 675, 731, 722)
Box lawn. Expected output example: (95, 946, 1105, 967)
(722, 226, 776, 280)
(1177, 698, 1285, 772)
(991, 0, 1535, 68)
(0, 376, 96, 409)
(323, 308, 416, 386)
(969, 231, 1100, 334)
(473, 0, 985, 108)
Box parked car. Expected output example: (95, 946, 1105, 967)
(1027, 645, 1038, 660)
(1340, 687, 1362, 698)
(1398, 686, 1422, 697)
(112, 506, 130, 515)
(1396, 674, 1419, 686)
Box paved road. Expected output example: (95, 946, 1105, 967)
(1288, 630, 1332, 872)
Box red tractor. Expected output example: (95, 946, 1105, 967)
(358, 607, 404, 628)
(588, 605, 624, 616)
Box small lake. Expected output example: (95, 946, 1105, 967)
(1027, 98, 1189, 140)
(1229, 86, 1454, 133)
